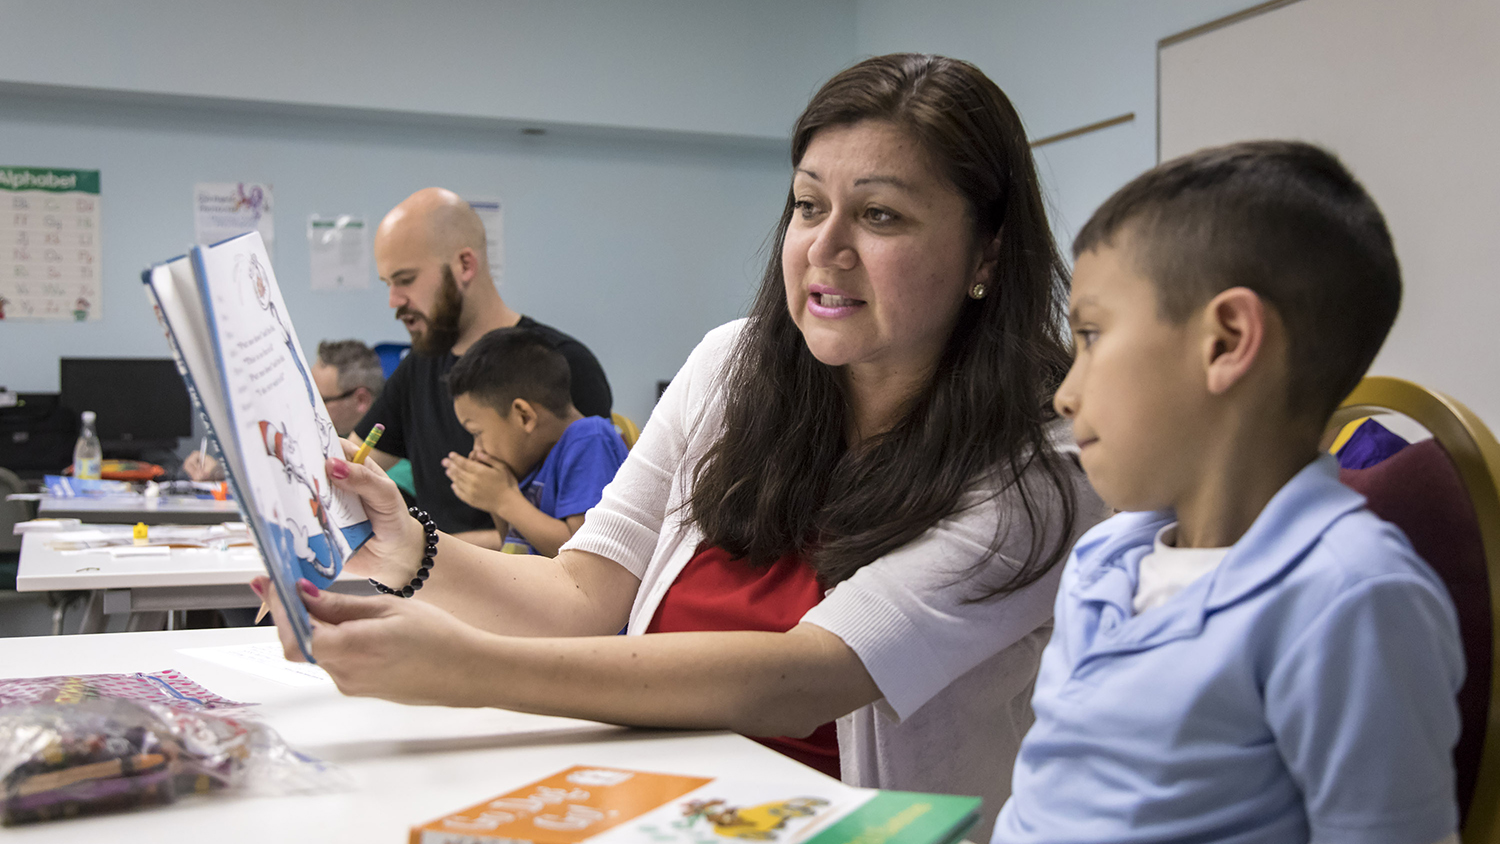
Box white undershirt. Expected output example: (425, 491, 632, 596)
(1132, 523, 1230, 615)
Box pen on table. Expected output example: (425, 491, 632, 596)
(254, 424, 386, 624)
(351, 423, 385, 464)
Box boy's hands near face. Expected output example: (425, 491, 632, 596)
(443, 448, 519, 514)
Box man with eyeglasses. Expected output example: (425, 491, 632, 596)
(311, 340, 385, 438)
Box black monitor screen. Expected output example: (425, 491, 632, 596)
(59, 358, 193, 450)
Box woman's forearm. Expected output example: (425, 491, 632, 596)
(436, 623, 880, 736)
(410, 540, 639, 637)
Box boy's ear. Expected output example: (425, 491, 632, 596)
(511, 398, 540, 432)
(1200, 287, 1267, 395)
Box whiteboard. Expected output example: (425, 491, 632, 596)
(1159, 0, 1500, 426)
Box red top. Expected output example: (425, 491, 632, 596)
(645, 545, 840, 778)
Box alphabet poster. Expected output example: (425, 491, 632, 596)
(0, 166, 102, 321)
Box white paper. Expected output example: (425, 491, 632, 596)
(1, 166, 102, 321)
(466, 196, 504, 284)
(307, 214, 369, 291)
(177, 642, 334, 686)
(195, 182, 274, 258)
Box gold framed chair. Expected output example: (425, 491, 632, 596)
(1330, 377, 1500, 844)
(611, 412, 641, 450)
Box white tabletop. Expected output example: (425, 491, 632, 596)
(0, 627, 833, 841)
(16, 531, 267, 592)
(39, 495, 242, 525)
(16, 532, 370, 595)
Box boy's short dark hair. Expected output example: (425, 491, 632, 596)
(446, 327, 573, 417)
(1074, 140, 1401, 421)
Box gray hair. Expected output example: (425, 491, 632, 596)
(316, 340, 385, 396)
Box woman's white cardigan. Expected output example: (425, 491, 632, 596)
(562, 321, 1102, 839)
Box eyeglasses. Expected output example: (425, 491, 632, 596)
(320, 388, 359, 403)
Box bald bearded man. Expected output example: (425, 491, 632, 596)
(352, 188, 612, 549)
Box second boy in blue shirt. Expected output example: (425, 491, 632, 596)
(442, 328, 628, 557)
(993, 142, 1464, 844)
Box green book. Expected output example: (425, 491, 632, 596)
(802, 791, 982, 844)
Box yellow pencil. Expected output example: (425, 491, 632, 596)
(351, 423, 385, 465)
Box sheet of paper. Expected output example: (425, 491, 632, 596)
(177, 641, 334, 687)
(466, 196, 504, 284)
(195, 181, 274, 258)
(307, 214, 369, 291)
(1, 166, 101, 321)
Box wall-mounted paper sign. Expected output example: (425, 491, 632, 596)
(466, 196, 504, 285)
(0, 166, 102, 322)
(195, 182, 273, 259)
(307, 214, 369, 291)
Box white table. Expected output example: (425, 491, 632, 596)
(0, 627, 832, 841)
(15, 532, 374, 633)
(38, 495, 242, 525)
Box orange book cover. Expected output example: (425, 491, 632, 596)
(409, 766, 714, 844)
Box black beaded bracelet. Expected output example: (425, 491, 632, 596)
(370, 506, 437, 598)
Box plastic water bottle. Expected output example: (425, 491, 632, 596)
(73, 410, 102, 480)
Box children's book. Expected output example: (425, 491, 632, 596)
(408, 765, 982, 844)
(142, 231, 372, 662)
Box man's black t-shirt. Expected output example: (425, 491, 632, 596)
(354, 316, 613, 534)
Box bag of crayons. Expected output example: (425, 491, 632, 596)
(0, 672, 346, 825)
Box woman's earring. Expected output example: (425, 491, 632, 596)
(969, 282, 988, 300)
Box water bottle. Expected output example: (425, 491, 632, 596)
(73, 410, 102, 480)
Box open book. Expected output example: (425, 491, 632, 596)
(143, 230, 373, 662)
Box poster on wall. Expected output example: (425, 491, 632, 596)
(307, 214, 369, 291)
(466, 196, 504, 285)
(0, 166, 102, 322)
(195, 182, 274, 259)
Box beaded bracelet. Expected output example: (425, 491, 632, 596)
(370, 506, 437, 598)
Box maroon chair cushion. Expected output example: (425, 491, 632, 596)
(1341, 439, 1492, 822)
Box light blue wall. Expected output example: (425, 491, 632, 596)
(0, 89, 791, 426)
(0, 0, 856, 141)
(855, 0, 1249, 248)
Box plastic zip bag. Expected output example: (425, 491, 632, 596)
(0, 671, 349, 825)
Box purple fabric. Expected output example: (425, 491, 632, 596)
(1341, 440, 1491, 823)
(1337, 418, 1409, 469)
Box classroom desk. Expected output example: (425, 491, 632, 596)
(15, 532, 374, 633)
(0, 627, 833, 841)
(38, 494, 242, 525)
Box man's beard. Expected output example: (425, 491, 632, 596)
(399, 265, 463, 356)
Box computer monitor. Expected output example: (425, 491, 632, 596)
(59, 358, 193, 457)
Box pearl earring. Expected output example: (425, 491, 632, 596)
(969, 282, 987, 300)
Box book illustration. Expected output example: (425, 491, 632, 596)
(258, 419, 339, 577)
(675, 797, 832, 841)
(245, 253, 329, 455)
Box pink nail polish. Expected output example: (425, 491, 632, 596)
(329, 459, 350, 480)
(249, 579, 264, 596)
(298, 579, 321, 598)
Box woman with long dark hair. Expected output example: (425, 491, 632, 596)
(260, 53, 1102, 836)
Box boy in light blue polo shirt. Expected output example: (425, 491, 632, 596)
(993, 142, 1463, 844)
